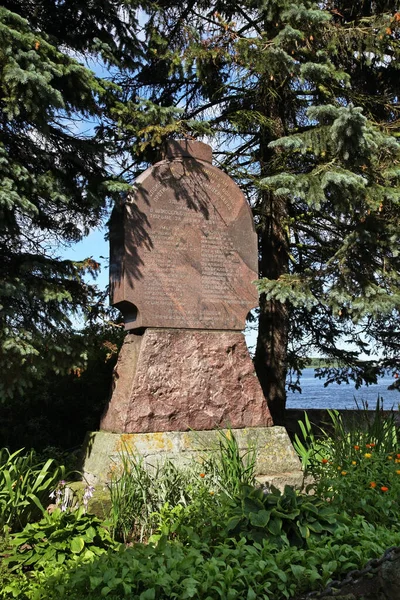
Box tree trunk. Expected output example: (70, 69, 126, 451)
(254, 190, 290, 425)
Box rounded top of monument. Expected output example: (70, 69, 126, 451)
(164, 139, 212, 163)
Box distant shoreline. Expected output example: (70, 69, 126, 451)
(305, 358, 338, 369)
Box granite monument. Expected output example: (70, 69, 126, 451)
(100, 139, 273, 432)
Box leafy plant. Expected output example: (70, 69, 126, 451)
(0, 448, 65, 531)
(293, 412, 328, 473)
(294, 401, 399, 477)
(294, 405, 400, 526)
(4, 506, 118, 575)
(8, 517, 400, 600)
(149, 488, 230, 546)
(226, 484, 345, 548)
(313, 445, 400, 526)
(324, 402, 398, 466)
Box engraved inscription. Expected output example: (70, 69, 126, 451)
(110, 143, 258, 330)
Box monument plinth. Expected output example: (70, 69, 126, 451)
(84, 141, 302, 487)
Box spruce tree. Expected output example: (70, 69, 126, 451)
(0, 2, 142, 398)
(116, 0, 400, 422)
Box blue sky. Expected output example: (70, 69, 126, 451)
(64, 224, 110, 290)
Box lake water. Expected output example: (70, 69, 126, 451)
(286, 368, 400, 410)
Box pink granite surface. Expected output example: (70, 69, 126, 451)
(101, 329, 273, 433)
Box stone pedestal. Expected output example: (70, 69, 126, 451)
(101, 328, 272, 433)
(83, 427, 302, 489)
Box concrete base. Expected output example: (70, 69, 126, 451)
(82, 426, 303, 490)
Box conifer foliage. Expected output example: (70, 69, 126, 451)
(0, 1, 140, 398)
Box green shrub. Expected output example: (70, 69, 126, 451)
(4, 419, 400, 600)
(149, 488, 231, 546)
(4, 506, 118, 574)
(323, 403, 398, 466)
(294, 402, 399, 476)
(107, 451, 212, 543)
(313, 445, 400, 526)
(202, 428, 257, 497)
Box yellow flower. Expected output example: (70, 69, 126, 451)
(388, 455, 393, 460)
(209, 491, 215, 495)
(337, 466, 342, 470)
(341, 471, 347, 476)
(396, 470, 400, 475)
(364, 453, 372, 459)
(351, 461, 357, 465)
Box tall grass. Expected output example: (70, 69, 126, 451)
(107, 450, 199, 543)
(202, 428, 257, 497)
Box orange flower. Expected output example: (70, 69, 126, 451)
(369, 443, 376, 448)
(397, 454, 400, 459)
(354, 445, 360, 451)
(199, 473, 205, 478)
(364, 453, 372, 459)
(370, 482, 377, 488)
(396, 470, 400, 475)
(381, 486, 389, 492)
(321, 458, 328, 464)
(341, 471, 347, 476)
